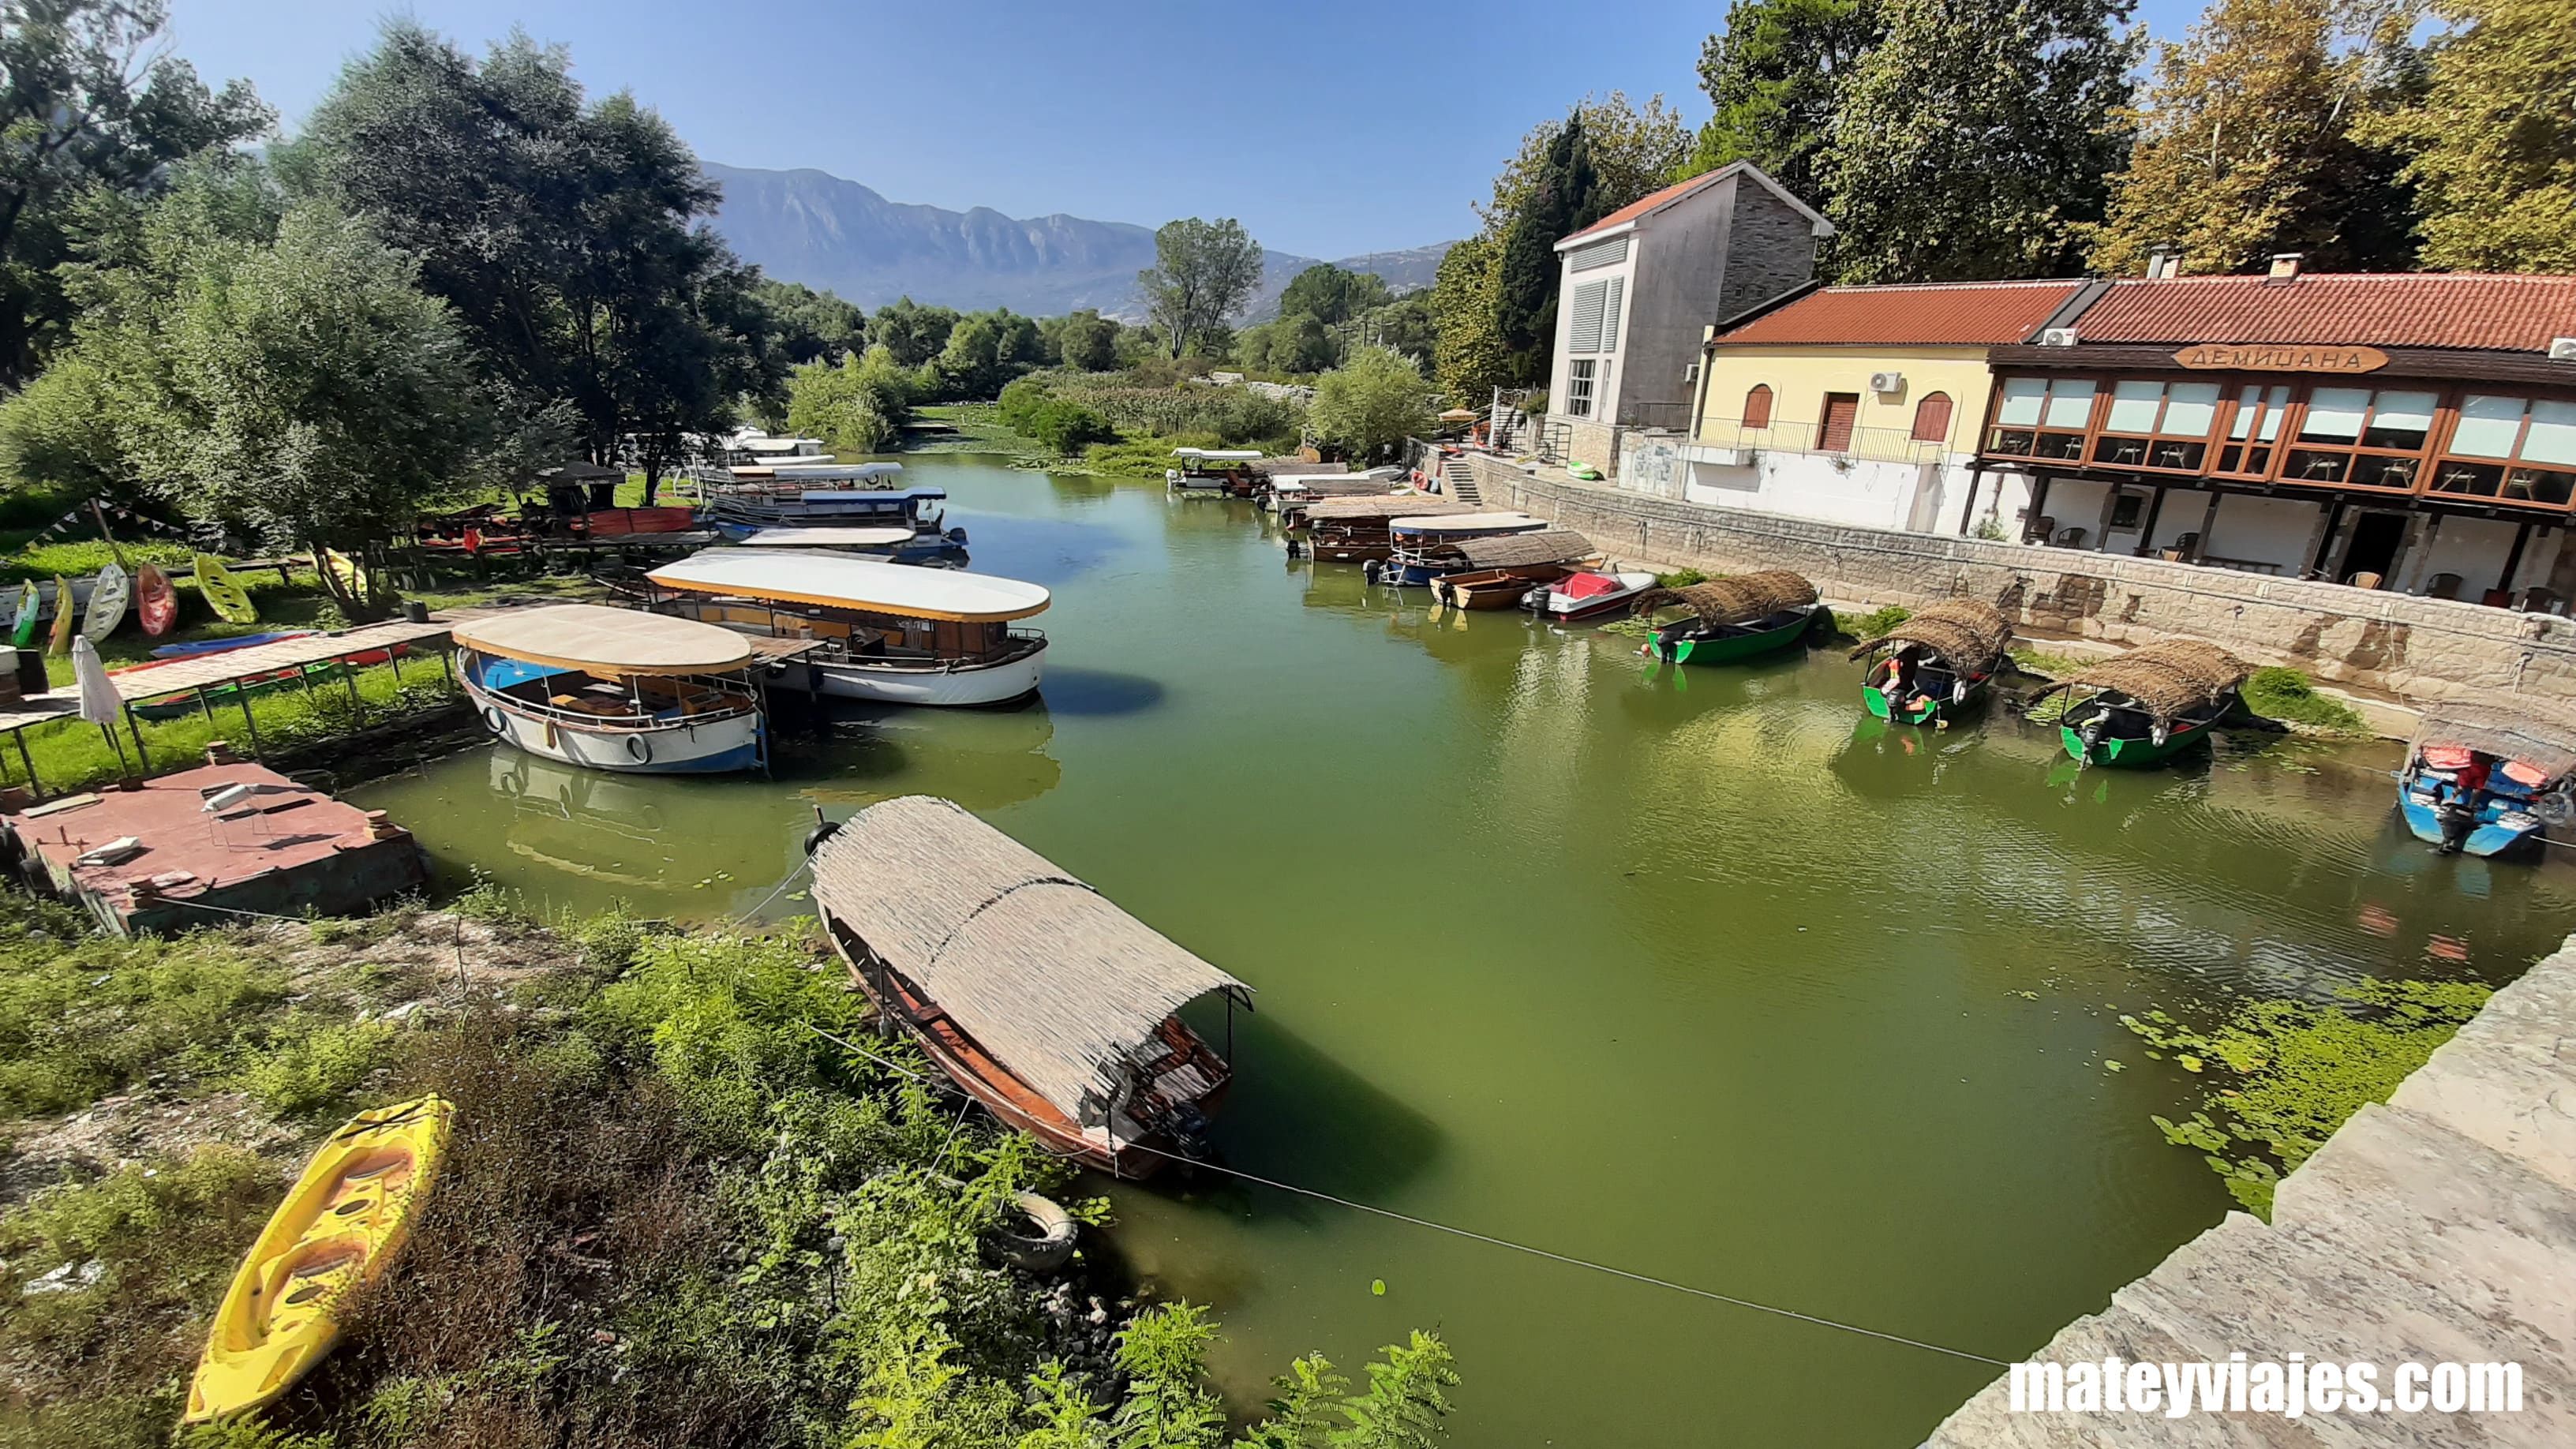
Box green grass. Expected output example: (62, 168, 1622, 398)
(1832, 604, 1911, 640)
(0, 539, 197, 587)
(2239, 665, 2368, 735)
(2009, 643, 2089, 679)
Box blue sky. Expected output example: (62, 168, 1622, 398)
(171, 0, 2201, 260)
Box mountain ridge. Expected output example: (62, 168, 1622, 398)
(702, 162, 1452, 322)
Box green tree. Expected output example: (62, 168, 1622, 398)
(1309, 346, 1432, 462)
(1822, 0, 2140, 282)
(1681, 0, 1885, 199)
(1051, 309, 1121, 371)
(2087, 0, 2421, 275)
(0, 0, 270, 385)
(1278, 264, 1393, 330)
(1479, 93, 1690, 229)
(1136, 217, 1263, 359)
(287, 24, 778, 500)
(1427, 236, 1507, 403)
(786, 343, 910, 454)
(1492, 116, 1601, 384)
(871, 296, 963, 366)
(1237, 313, 1335, 374)
(2364, 0, 2576, 272)
(754, 277, 867, 364)
(1355, 294, 1436, 364)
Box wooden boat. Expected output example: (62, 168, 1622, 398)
(2027, 638, 2247, 767)
(1430, 566, 1567, 610)
(80, 563, 128, 642)
(810, 796, 1252, 1178)
(1848, 599, 2013, 724)
(641, 547, 1049, 707)
(1290, 496, 1472, 564)
(1628, 571, 1825, 659)
(454, 604, 769, 773)
(135, 563, 177, 637)
(193, 553, 260, 624)
(1376, 513, 1550, 585)
(1529, 569, 1664, 622)
(2398, 706, 2576, 856)
(1166, 447, 1263, 493)
(185, 1095, 452, 1423)
(706, 467, 967, 558)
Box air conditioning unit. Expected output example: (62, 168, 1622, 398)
(1683, 361, 1701, 383)
(1868, 370, 1905, 394)
(2041, 328, 2080, 347)
(2552, 337, 2576, 362)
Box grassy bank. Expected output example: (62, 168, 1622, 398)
(0, 897, 1462, 1448)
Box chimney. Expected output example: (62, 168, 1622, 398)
(2145, 243, 2183, 281)
(2267, 253, 2305, 282)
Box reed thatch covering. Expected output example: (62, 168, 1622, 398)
(1452, 529, 1595, 569)
(810, 796, 1249, 1122)
(1300, 496, 1473, 523)
(2419, 706, 2576, 779)
(2034, 638, 2250, 721)
(1629, 569, 1817, 624)
(1847, 600, 2013, 668)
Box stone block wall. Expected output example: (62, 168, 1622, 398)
(1469, 453, 2576, 707)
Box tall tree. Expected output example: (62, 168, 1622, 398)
(2088, 0, 2422, 275)
(1050, 308, 1120, 371)
(1478, 93, 1688, 230)
(1822, 0, 2140, 282)
(1492, 116, 1602, 385)
(1683, 0, 1885, 200)
(1277, 264, 1393, 330)
(1308, 346, 1435, 463)
(754, 277, 866, 365)
(869, 296, 960, 367)
(1136, 216, 1262, 359)
(2363, 0, 2576, 272)
(1428, 235, 1507, 403)
(0, 0, 269, 384)
(287, 24, 779, 497)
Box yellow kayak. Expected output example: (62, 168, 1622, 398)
(185, 1095, 454, 1423)
(193, 552, 260, 626)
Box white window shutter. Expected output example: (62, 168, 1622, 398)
(1600, 278, 1623, 352)
(1569, 280, 1605, 353)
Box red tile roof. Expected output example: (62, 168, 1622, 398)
(2073, 274, 2576, 354)
(1716, 281, 2090, 346)
(1558, 171, 1728, 246)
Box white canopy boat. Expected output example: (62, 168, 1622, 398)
(733, 526, 921, 555)
(643, 548, 1050, 707)
(454, 605, 768, 773)
(1166, 447, 1263, 493)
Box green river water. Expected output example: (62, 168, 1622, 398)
(350, 456, 2576, 1447)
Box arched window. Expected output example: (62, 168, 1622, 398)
(1743, 384, 1774, 429)
(1911, 391, 1955, 444)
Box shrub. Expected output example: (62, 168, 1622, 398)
(1024, 399, 1116, 455)
(1833, 604, 1911, 639)
(236, 1017, 397, 1116)
(2240, 665, 2368, 735)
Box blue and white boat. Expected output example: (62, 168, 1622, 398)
(2397, 709, 2576, 857)
(453, 605, 769, 774)
(706, 463, 967, 559)
(1373, 511, 1552, 586)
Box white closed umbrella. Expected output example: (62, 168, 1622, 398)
(72, 635, 138, 776)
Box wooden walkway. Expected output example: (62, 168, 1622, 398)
(1923, 936, 2576, 1446)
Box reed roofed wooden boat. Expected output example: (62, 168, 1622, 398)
(1425, 529, 1598, 606)
(1292, 496, 1474, 563)
(2027, 637, 2248, 767)
(1847, 599, 2014, 724)
(1383, 523, 1591, 586)
(1631, 570, 1824, 665)
(809, 796, 1252, 1178)
(2398, 702, 2576, 856)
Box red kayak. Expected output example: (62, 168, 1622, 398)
(136, 563, 178, 637)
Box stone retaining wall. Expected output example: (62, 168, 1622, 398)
(1469, 454, 2576, 707)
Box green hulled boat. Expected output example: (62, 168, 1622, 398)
(1638, 570, 1824, 666)
(2028, 638, 2249, 769)
(1849, 599, 2014, 725)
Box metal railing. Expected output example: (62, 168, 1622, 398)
(1691, 417, 1945, 466)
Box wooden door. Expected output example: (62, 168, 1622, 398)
(1821, 393, 1860, 452)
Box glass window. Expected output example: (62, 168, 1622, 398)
(2361, 391, 2437, 449)
(2299, 388, 2368, 442)
(2162, 383, 2221, 437)
(2042, 380, 2095, 429)
(1566, 359, 1596, 418)
(1995, 376, 2046, 428)
(2451, 395, 2527, 458)
(2106, 380, 2162, 432)
(2527, 401, 2576, 466)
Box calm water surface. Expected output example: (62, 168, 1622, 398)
(350, 457, 2576, 1447)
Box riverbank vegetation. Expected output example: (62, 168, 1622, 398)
(2238, 666, 2369, 736)
(2123, 978, 2494, 1216)
(0, 897, 1462, 1448)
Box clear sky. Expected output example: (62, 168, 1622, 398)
(169, 0, 2201, 260)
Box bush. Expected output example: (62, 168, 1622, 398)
(236, 1017, 397, 1116)
(1833, 604, 1911, 639)
(994, 376, 1054, 433)
(1308, 347, 1433, 464)
(2240, 665, 2368, 734)
(1024, 399, 1117, 455)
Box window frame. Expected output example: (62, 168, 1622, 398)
(2424, 393, 2576, 510)
(2085, 379, 2224, 474)
(1565, 358, 1597, 418)
(1743, 384, 1773, 429)
(2277, 386, 2439, 494)
(1909, 391, 1954, 444)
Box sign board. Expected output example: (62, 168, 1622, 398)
(2172, 343, 2388, 374)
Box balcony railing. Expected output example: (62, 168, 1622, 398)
(1694, 417, 1945, 466)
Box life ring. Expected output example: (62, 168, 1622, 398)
(993, 1192, 1077, 1272)
(625, 732, 651, 765)
(481, 705, 507, 736)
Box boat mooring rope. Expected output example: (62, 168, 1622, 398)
(798, 1021, 2012, 1368)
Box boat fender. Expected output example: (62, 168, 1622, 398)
(2537, 792, 2575, 829)
(481, 705, 507, 736)
(2151, 722, 2170, 748)
(625, 732, 651, 765)
(993, 1191, 1078, 1272)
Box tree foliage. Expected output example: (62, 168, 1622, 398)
(1309, 346, 1432, 462)
(1477, 92, 1690, 230)
(0, 0, 270, 385)
(872, 296, 963, 367)
(1683, 0, 1885, 200)
(1492, 117, 1601, 385)
(1427, 236, 1507, 405)
(754, 277, 867, 365)
(1278, 264, 1393, 331)
(786, 343, 912, 455)
(2364, 0, 2576, 272)
(2087, 0, 2422, 275)
(1235, 313, 1335, 375)
(1136, 217, 1262, 360)
(1821, 0, 2140, 281)
(1047, 308, 1121, 372)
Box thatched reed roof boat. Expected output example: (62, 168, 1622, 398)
(1421, 530, 1600, 608)
(2029, 638, 2248, 767)
(2399, 702, 2576, 856)
(1848, 600, 2014, 724)
(1630, 571, 1825, 665)
(1451, 530, 1596, 570)
(810, 796, 1252, 1177)
(1292, 496, 1475, 564)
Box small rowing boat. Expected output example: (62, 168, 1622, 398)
(1848, 600, 2013, 724)
(1630, 571, 1825, 662)
(2027, 638, 2247, 767)
(2398, 705, 2576, 856)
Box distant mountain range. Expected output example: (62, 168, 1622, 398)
(702, 163, 1453, 322)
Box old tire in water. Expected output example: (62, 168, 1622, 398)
(995, 1192, 1077, 1272)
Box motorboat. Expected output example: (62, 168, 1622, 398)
(454, 605, 768, 773)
